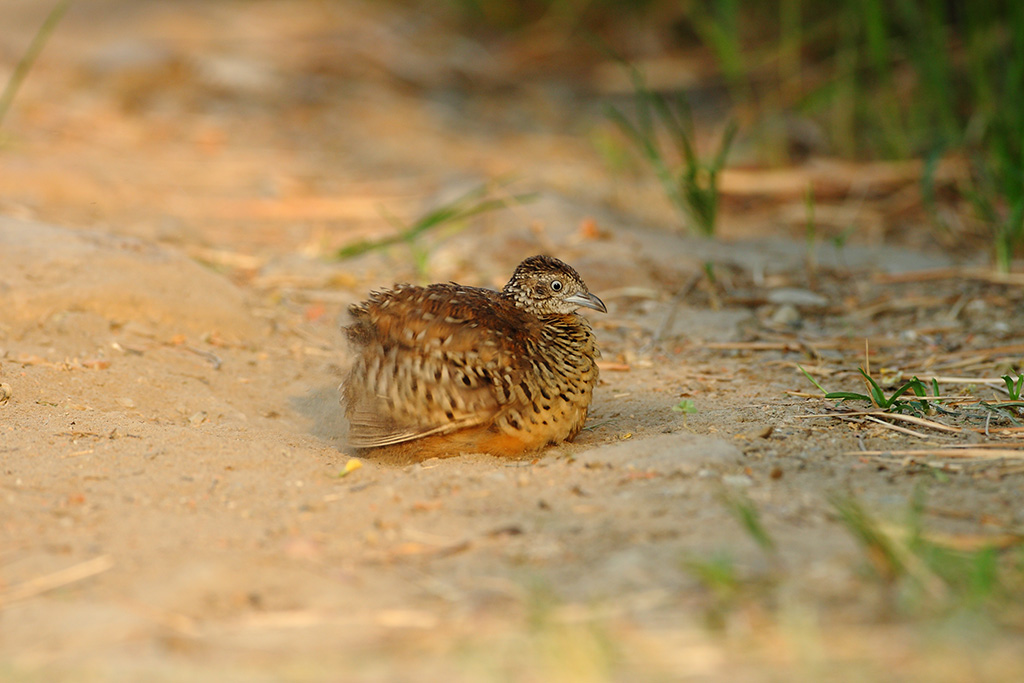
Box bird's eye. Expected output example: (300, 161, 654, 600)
(550, 280, 563, 292)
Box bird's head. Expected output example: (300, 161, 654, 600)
(503, 255, 607, 316)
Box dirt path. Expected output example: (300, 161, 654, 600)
(2, 2, 1023, 680)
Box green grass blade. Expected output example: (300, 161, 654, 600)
(828, 493, 905, 581)
(606, 103, 680, 209)
(335, 237, 398, 260)
(888, 378, 924, 404)
(1003, 373, 1024, 400)
(797, 364, 827, 395)
(0, 0, 72, 129)
(720, 490, 776, 555)
(859, 368, 888, 408)
(712, 120, 739, 172)
(825, 391, 873, 402)
(335, 184, 536, 261)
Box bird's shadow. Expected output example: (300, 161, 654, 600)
(289, 384, 349, 451)
(287, 383, 580, 468)
(288, 384, 431, 466)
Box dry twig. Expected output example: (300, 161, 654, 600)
(0, 555, 114, 609)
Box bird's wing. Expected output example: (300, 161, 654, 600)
(342, 284, 535, 449)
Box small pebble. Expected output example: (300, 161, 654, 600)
(770, 304, 803, 328)
(722, 474, 754, 487)
(767, 288, 828, 307)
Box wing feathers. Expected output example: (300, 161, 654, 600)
(343, 283, 533, 448)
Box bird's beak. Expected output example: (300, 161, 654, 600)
(565, 291, 607, 313)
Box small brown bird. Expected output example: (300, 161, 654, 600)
(341, 255, 606, 459)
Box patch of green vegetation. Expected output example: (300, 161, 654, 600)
(682, 550, 745, 630)
(334, 181, 536, 276)
(802, 362, 1024, 428)
(605, 65, 737, 237)
(671, 399, 698, 414)
(720, 488, 776, 556)
(440, 1, 1023, 267)
(1003, 372, 1024, 401)
(955, 2, 1024, 272)
(830, 369, 936, 415)
(687, 486, 1024, 629)
(684, 489, 779, 628)
(829, 487, 1023, 616)
(441, 0, 1024, 266)
(799, 363, 940, 415)
(678, 0, 1024, 269)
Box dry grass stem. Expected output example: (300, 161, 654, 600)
(851, 448, 1024, 460)
(863, 416, 931, 439)
(0, 555, 114, 609)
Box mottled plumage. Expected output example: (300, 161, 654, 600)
(341, 255, 606, 458)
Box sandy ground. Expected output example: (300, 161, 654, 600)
(2, 1, 1024, 681)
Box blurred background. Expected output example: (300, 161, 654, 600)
(2, 0, 1021, 279)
